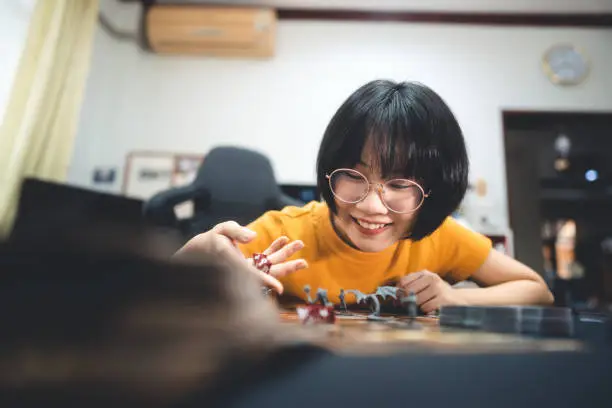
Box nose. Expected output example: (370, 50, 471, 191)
(356, 184, 388, 214)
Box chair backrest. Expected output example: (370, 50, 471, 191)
(194, 146, 282, 206)
(143, 146, 303, 239)
(187, 147, 284, 231)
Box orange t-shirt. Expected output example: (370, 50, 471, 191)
(239, 201, 491, 304)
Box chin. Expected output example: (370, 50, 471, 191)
(353, 240, 393, 252)
(347, 230, 396, 253)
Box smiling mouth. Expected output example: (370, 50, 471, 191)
(351, 217, 392, 234)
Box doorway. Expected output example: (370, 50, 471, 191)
(504, 111, 612, 312)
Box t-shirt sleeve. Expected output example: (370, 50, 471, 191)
(237, 211, 286, 258)
(435, 217, 492, 282)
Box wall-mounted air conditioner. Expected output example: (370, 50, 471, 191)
(145, 5, 277, 58)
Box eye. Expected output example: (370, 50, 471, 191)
(387, 180, 416, 190)
(388, 183, 411, 190)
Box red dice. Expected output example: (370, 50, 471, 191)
(296, 304, 336, 324)
(252, 253, 271, 274)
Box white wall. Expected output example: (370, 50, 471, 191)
(0, 0, 35, 125)
(70, 17, 612, 231)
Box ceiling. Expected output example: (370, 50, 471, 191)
(106, 0, 612, 37)
(145, 0, 612, 14)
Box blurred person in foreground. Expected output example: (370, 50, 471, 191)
(0, 221, 303, 407)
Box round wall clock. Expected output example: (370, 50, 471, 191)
(542, 44, 590, 86)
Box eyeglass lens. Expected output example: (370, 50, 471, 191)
(329, 169, 424, 213)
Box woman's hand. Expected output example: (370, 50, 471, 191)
(397, 270, 467, 313)
(246, 235, 308, 279)
(173, 221, 307, 294)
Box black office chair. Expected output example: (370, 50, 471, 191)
(143, 146, 304, 240)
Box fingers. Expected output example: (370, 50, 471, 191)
(207, 226, 306, 294)
(263, 236, 290, 256)
(172, 231, 235, 261)
(414, 284, 437, 306)
(176, 223, 287, 294)
(420, 296, 440, 314)
(212, 221, 256, 243)
(401, 276, 431, 296)
(269, 259, 309, 279)
(250, 266, 284, 294)
(399, 271, 425, 287)
(251, 257, 307, 295)
(399, 271, 433, 294)
(267, 240, 305, 264)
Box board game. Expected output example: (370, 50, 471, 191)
(273, 307, 584, 355)
(261, 285, 587, 356)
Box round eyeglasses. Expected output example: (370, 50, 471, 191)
(325, 168, 429, 214)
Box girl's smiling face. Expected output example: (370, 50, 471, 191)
(330, 144, 422, 253)
(316, 80, 470, 244)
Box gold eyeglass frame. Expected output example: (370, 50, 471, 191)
(325, 168, 429, 214)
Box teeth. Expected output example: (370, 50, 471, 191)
(356, 219, 386, 230)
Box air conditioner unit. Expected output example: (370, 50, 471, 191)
(145, 5, 277, 58)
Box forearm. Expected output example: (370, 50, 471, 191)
(456, 280, 554, 306)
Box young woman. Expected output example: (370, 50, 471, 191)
(178, 80, 553, 312)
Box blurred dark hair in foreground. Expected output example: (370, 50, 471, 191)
(0, 179, 280, 407)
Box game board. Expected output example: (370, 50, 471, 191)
(274, 308, 584, 355)
(266, 286, 585, 355)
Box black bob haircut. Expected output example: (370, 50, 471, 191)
(316, 80, 469, 241)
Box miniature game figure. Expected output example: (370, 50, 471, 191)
(338, 289, 348, 313)
(346, 286, 400, 321)
(316, 288, 332, 306)
(376, 286, 401, 300)
(296, 286, 336, 324)
(346, 289, 380, 317)
(405, 291, 418, 319)
(303, 284, 314, 304)
(395, 290, 423, 328)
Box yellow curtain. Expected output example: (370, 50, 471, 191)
(0, 0, 99, 237)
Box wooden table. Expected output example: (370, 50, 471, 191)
(274, 309, 584, 355)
